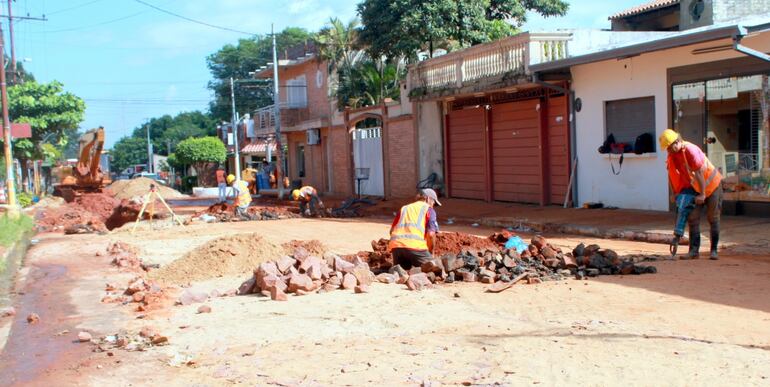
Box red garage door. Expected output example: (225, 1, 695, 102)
(547, 95, 570, 204)
(490, 99, 541, 203)
(447, 107, 486, 200)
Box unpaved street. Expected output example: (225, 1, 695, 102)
(1, 218, 769, 386)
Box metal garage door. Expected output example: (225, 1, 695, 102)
(447, 107, 486, 200)
(490, 99, 541, 203)
(547, 95, 570, 205)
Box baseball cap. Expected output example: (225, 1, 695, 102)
(421, 188, 442, 207)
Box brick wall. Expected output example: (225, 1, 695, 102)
(387, 117, 418, 198)
(329, 125, 353, 195)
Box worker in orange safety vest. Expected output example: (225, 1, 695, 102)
(659, 129, 723, 260)
(388, 188, 442, 270)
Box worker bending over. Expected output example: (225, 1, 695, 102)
(227, 174, 252, 219)
(659, 129, 723, 259)
(292, 186, 325, 216)
(388, 188, 441, 269)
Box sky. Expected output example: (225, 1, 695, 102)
(6, 0, 645, 148)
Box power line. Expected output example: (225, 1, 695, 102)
(30, 10, 148, 33)
(46, 0, 108, 16)
(132, 0, 256, 35)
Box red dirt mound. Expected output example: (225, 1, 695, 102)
(37, 193, 147, 233)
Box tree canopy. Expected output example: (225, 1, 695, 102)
(110, 111, 217, 172)
(174, 137, 227, 186)
(357, 0, 569, 59)
(206, 27, 313, 121)
(5, 81, 85, 162)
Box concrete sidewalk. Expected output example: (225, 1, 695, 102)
(430, 199, 770, 254)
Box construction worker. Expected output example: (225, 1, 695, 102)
(292, 186, 324, 216)
(216, 166, 227, 203)
(388, 188, 441, 269)
(292, 186, 325, 216)
(242, 166, 258, 194)
(227, 174, 252, 219)
(659, 129, 723, 260)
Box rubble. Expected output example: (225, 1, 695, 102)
(96, 328, 170, 352)
(78, 331, 93, 342)
(27, 313, 40, 324)
(0, 306, 15, 318)
(194, 202, 300, 222)
(105, 241, 145, 271)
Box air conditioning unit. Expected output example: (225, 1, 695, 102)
(306, 128, 320, 145)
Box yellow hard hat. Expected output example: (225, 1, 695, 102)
(226, 174, 236, 184)
(659, 129, 680, 150)
(292, 189, 301, 200)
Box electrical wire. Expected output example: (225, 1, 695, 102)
(132, 0, 256, 35)
(46, 0, 108, 16)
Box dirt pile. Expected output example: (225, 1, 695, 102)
(238, 247, 379, 301)
(36, 193, 147, 233)
(108, 177, 185, 200)
(282, 240, 325, 256)
(196, 202, 300, 222)
(149, 233, 285, 285)
(352, 232, 498, 273)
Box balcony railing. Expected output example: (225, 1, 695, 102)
(254, 103, 311, 135)
(408, 32, 572, 93)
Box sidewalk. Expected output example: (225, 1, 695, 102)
(428, 199, 770, 254)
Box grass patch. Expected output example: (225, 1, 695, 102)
(0, 213, 34, 248)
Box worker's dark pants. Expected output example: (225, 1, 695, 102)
(688, 184, 723, 254)
(299, 196, 320, 216)
(391, 248, 433, 270)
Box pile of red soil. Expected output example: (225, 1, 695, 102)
(433, 232, 498, 256)
(37, 193, 145, 233)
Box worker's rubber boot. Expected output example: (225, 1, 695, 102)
(686, 231, 700, 260)
(709, 226, 719, 260)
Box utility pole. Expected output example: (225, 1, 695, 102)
(1, 2, 46, 84)
(271, 23, 284, 198)
(1, 15, 15, 207)
(230, 77, 242, 181)
(7, 0, 14, 83)
(146, 122, 153, 174)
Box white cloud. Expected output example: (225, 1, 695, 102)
(288, 0, 319, 14)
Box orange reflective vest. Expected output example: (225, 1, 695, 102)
(234, 180, 251, 207)
(667, 141, 722, 197)
(388, 201, 430, 251)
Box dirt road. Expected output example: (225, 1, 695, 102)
(1, 218, 769, 386)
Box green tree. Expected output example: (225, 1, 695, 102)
(111, 136, 149, 173)
(207, 27, 313, 121)
(3, 81, 85, 189)
(337, 59, 405, 108)
(357, 0, 569, 60)
(174, 137, 226, 187)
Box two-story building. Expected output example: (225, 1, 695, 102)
(403, 0, 770, 216)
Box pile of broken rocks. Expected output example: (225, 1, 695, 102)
(238, 233, 658, 301)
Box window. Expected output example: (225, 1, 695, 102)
(605, 96, 656, 152)
(296, 144, 306, 178)
(287, 75, 307, 108)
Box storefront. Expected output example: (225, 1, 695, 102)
(669, 56, 770, 215)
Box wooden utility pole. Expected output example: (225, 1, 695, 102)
(6, 0, 14, 83)
(1, 15, 16, 207)
(271, 23, 285, 198)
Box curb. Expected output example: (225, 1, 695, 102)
(479, 217, 686, 245)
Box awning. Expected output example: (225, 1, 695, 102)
(241, 141, 277, 155)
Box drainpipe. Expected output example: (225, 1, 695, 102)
(733, 25, 770, 62)
(532, 75, 579, 208)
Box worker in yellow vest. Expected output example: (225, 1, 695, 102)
(388, 188, 442, 269)
(227, 174, 252, 219)
(659, 129, 723, 259)
(292, 186, 325, 216)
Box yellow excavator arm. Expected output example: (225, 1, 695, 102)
(54, 127, 110, 201)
